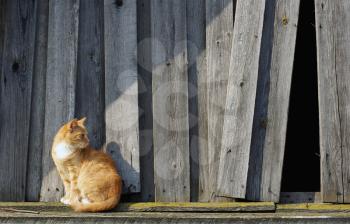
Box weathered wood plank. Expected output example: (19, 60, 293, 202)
(137, 0, 154, 202)
(187, 0, 207, 202)
(0, 0, 37, 201)
(26, 0, 49, 202)
(104, 0, 140, 194)
(151, 0, 190, 202)
(277, 203, 350, 213)
(0, 202, 275, 212)
(246, 0, 300, 202)
(280, 192, 322, 204)
(40, 0, 80, 201)
(75, 0, 105, 149)
(205, 0, 235, 202)
(217, 0, 266, 199)
(315, 0, 350, 203)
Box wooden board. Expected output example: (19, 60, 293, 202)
(75, 0, 105, 149)
(246, 0, 300, 202)
(0, 0, 37, 201)
(186, 0, 207, 202)
(26, 0, 49, 202)
(104, 0, 140, 194)
(315, 0, 350, 203)
(151, 0, 190, 202)
(40, 0, 80, 201)
(217, 0, 266, 199)
(137, 0, 155, 202)
(0, 202, 275, 213)
(205, 0, 235, 202)
(279, 192, 322, 204)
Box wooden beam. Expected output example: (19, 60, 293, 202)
(315, 0, 350, 203)
(205, 0, 235, 202)
(217, 0, 266, 199)
(40, 0, 80, 201)
(26, 0, 49, 202)
(246, 0, 300, 202)
(151, 0, 190, 202)
(0, 0, 37, 201)
(75, 0, 105, 149)
(104, 0, 140, 194)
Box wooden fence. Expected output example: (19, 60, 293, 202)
(0, 0, 349, 204)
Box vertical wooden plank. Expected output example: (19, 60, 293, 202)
(315, 0, 350, 203)
(151, 0, 190, 202)
(217, 0, 266, 199)
(137, 0, 155, 201)
(0, 0, 37, 201)
(104, 0, 140, 194)
(205, 0, 235, 202)
(75, 0, 105, 149)
(26, 0, 49, 201)
(40, 0, 79, 201)
(187, 0, 207, 202)
(246, 0, 300, 202)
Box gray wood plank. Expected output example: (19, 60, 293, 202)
(40, 0, 80, 201)
(104, 0, 140, 194)
(246, 0, 300, 202)
(186, 0, 207, 202)
(151, 0, 190, 202)
(315, 0, 350, 203)
(0, 0, 37, 201)
(205, 0, 235, 202)
(216, 0, 266, 199)
(137, 0, 155, 201)
(75, 0, 105, 149)
(26, 0, 49, 202)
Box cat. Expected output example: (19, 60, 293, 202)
(51, 118, 122, 212)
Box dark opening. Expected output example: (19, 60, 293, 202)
(281, 0, 320, 192)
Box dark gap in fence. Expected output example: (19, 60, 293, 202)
(281, 0, 320, 192)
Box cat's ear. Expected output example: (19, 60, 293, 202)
(78, 117, 87, 126)
(68, 118, 79, 131)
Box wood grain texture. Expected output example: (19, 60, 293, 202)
(315, 0, 350, 203)
(75, 0, 105, 149)
(151, 0, 190, 202)
(186, 0, 207, 202)
(104, 0, 140, 194)
(246, 0, 300, 202)
(26, 0, 49, 202)
(0, 0, 37, 201)
(205, 0, 235, 202)
(40, 0, 80, 201)
(137, 0, 155, 201)
(217, 0, 266, 199)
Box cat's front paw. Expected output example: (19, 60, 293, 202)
(60, 197, 71, 205)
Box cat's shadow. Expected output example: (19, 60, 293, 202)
(105, 142, 139, 194)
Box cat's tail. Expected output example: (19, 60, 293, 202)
(71, 194, 121, 212)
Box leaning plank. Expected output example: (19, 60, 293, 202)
(205, 0, 235, 202)
(217, 0, 266, 199)
(151, 0, 190, 201)
(104, 0, 140, 193)
(75, 0, 105, 149)
(40, 0, 80, 201)
(246, 0, 300, 202)
(0, 0, 37, 201)
(315, 0, 350, 203)
(26, 0, 49, 201)
(0, 202, 275, 213)
(187, 0, 207, 202)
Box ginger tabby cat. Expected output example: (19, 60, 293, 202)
(52, 118, 122, 212)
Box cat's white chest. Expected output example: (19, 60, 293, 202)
(55, 142, 73, 160)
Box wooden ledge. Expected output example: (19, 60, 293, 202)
(0, 202, 275, 213)
(277, 203, 350, 213)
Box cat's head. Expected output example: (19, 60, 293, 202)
(57, 117, 89, 149)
